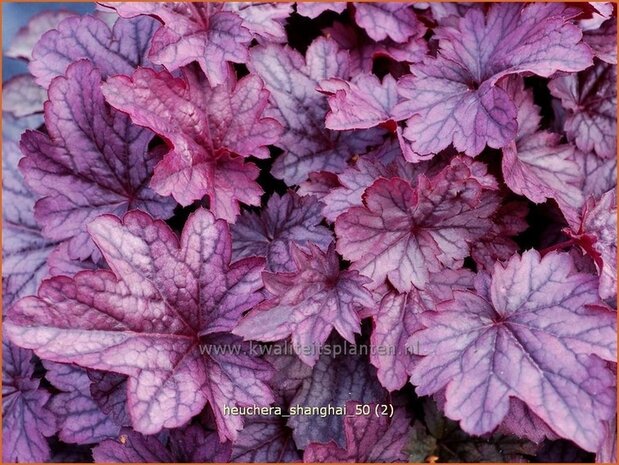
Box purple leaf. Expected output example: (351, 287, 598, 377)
(402, 3, 593, 156)
(5, 208, 273, 440)
(336, 156, 499, 291)
(471, 201, 528, 271)
(501, 77, 583, 228)
(93, 428, 174, 462)
(231, 415, 300, 462)
(320, 148, 452, 222)
(496, 398, 559, 444)
(231, 191, 333, 272)
(46, 243, 99, 278)
(44, 361, 120, 444)
(304, 402, 412, 462)
(372, 270, 474, 391)
(410, 250, 616, 452)
(88, 371, 130, 428)
(295, 2, 346, 19)
(288, 340, 386, 448)
(2, 113, 55, 306)
(549, 61, 617, 159)
(572, 148, 617, 200)
(597, 417, 617, 463)
(6, 9, 75, 61)
(226, 2, 292, 43)
(101, 2, 252, 86)
(326, 21, 427, 75)
(2, 338, 56, 463)
(234, 243, 374, 366)
(20, 60, 175, 261)
(583, 16, 617, 64)
(353, 3, 424, 43)
(3, 74, 47, 118)
(30, 14, 158, 88)
(319, 73, 415, 131)
(247, 38, 384, 184)
(568, 189, 617, 301)
(94, 423, 232, 463)
(102, 66, 281, 219)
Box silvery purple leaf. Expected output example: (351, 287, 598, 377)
(44, 361, 120, 444)
(30, 14, 158, 88)
(402, 3, 593, 156)
(6, 208, 272, 441)
(248, 37, 384, 184)
(410, 250, 616, 452)
(549, 62, 617, 159)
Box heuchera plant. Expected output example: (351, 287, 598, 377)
(2, 2, 617, 463)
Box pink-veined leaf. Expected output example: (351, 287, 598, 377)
(44, 361, 120, 444)
(99, 2, 251, 86)
(30, 14, 158, 88)
(102, 66, 281, 219)
(402, 3, 593, 156)
(231, 191, 333, 272)
(336, 156, 499, 291)
(549, 61, 617, 159)
(20, 60, 175, 261)
(234, 243, 374, 366)
(410, 250, 616, 452)
(304, 402, 412, 462)
(247, 37, 384, 184)
(5, 208, 273, 441)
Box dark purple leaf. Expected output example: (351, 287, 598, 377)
(231, 191, 333, 272)
(2, 338, 56, 463)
